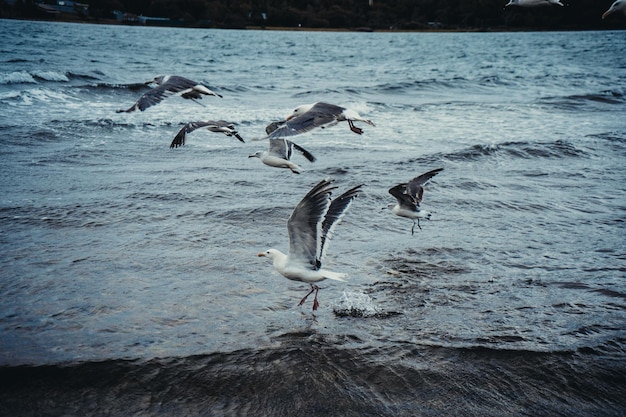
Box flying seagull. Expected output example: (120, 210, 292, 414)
(249, 138, 316, 174)
(117, 75, 222, 113)
(265, 102, 375, 139)
(389, 167, 443, 235)
(504, 0, 563, 7)
(602, 0, 626, 18)
(170, 120, 244, 148)
(258, 179, 362, 311)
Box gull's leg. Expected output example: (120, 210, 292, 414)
(312, 285, 320, 311)
(298, 285, 316, 307)
(411, 220, 416, 235)
(348, 120, 364, 135)
(417, 218, 422, 230)
(189, 98, 206, 108)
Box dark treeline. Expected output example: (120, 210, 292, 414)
(2, 0, 625, 30)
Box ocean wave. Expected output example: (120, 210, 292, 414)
(0, 70, 37, 84)
(538, 89, 625, 109)
(441, 140, 588, 162)
(0, 70, 74, 85)
(31, 70, 70, 82)
(0, 343, 623, 417)
(0, 70, 104, 86)
(0, 204, 111, 229)
(371, 76, 510, 95)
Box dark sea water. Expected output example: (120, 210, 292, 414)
(1, 19, 625, 416)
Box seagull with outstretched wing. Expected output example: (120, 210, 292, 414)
(258, 179, 362, 311)
(265, 102, 375, 139)
(389, 167, 443, 235)
(118, 75, 222, 113)
(170, 120, 244, 148)
(249, 138, 316, 174)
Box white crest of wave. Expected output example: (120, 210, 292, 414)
(1, 71, 37, 84)
(31, 70, 70, 82)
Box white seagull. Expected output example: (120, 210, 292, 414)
(170, 120, 244, 148)
(118, 75, 222, 113)
(248, 138, 316, 174)
(603, 0, 626, 18)
(389, 168, 443, 235)
(265, 102, 375, 139)
(258, 179, 362, 311)
(504, 0, 563, 7)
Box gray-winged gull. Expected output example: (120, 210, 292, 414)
(118, 75, 222, 113)
(389, 167, 443, 235)
(170, 120, 244, 148)
(258, 179, 362, 311)
(249, 138, 316, 174)
(504, 0, 563, 7)
(603, 0, 626, 18)
(265, 102, 375, 138)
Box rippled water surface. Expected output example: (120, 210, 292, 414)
(1, 19, 625, 416)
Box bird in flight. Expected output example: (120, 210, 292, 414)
(249, 138, 316, 174)
(118, 75, 222, 113)
(170, 120, 244, 148)
(258, 179, 362, 311)
(388, 168, 443, 235)
(265, 102, 375, 138)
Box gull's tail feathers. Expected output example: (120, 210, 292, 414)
(321, 270, 348, 282)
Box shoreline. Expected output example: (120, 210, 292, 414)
(2, 16, 624, 33)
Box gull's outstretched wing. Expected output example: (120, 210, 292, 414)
(268, 138, 290, 159)
(406, 168, 444, 202)
(389, 183, 416, 208)
(318, 184, 362, 262)
(170, 121, 214, 148)
(287, 179, 336, 270)
(290, 141, 316, 162)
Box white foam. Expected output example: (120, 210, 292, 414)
(31, 70, 70, 82)
(336, 291, 382, 317)
(0, 71, 37, 84)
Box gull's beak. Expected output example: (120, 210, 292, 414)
(602, 10, 612, 19)
(257, 252, 266, 257)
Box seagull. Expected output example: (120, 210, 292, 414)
(504, 0, 563, 7)
(265, 102, 375, 139)
(248, 138, 316, 174)
(389, 168, 443, 235)
(117, 75, 222, 113)
(170, 120, 244, 148)
(258, 179, 362, 311)
(603, 0, 626, 18)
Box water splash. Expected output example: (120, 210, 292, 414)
(334, 291, 400, 318)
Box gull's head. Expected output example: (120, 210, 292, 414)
(258, 249, 279, 259)
(285, 103, 314, 121)
(145, 75, 165, 85)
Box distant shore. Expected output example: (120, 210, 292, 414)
(2, 15, 624, 33)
